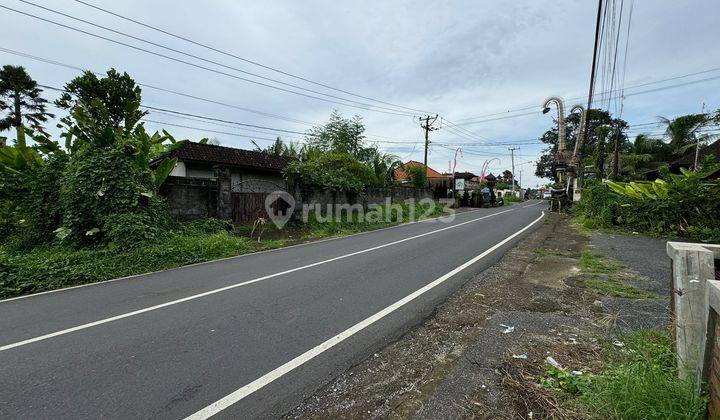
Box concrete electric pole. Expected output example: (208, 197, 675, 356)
(420, 114, 439, 168)
(508, 147, 519, 193)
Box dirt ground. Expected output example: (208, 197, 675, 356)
(283, 213, 671, 419)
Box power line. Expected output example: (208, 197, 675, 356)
(0, 5, 419, 117)
(19, 0, 429, 117)
(70, 0, 433, 115)
(142, 119, 296, 143)
(38, 82, 427, 146)
(453, 65, 720, 123)
(0, 46, 316, 126)
(454, 74, 720, 127)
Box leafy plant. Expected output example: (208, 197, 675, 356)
(576, 168, 720, 242)
(540, 365, 588, 395)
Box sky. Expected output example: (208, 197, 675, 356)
(3, 0, 720, 188)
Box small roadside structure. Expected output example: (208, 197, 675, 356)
(157, 141, 290, 222)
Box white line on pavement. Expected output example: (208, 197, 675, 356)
(0, 208, 518, 352)
(522, 201, 543, 208)
(0, 209, 485, 304)
(185, 211, 546, 419)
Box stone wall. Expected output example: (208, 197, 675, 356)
(295, 187, 433, 212)
(161, 175, 433, 223)
(160, 176, 217, 219)
(707, 311, 720, 418)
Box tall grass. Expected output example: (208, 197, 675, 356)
(580, 330, 706, 419)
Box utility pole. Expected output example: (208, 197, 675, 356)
(694, 102, 707, 171)
(612, 127, 620, 180)
(420, 114, 439, 169)
(518, 169, 523, 197)
(578, 0, 604, 188)
(508, 147, 519, 192)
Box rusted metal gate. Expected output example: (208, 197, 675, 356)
(231, 192, 268, 224)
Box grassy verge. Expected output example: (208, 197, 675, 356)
(578, 251, 659, 299)
(0, 201, 447, 299)
(571, 330, 706, 419)
(0, 230, 255, 299)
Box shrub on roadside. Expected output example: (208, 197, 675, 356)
(181, 217, 233, 234)
(575, 169, 720, 242)
(0, 230, 254, 299)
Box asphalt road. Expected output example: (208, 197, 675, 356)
(0, 201, 545, 419)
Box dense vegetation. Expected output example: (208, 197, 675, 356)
(285, 110, 404, 190)
(575, 166, 720, 242)
(0, 66, 446, 299)
(536, 108, 720, 183)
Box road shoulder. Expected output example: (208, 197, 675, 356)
(284, 213, 671, 418)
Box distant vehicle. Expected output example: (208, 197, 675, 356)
(542, 191, 552, 199)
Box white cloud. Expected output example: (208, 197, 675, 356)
(2, 0, 719, 188)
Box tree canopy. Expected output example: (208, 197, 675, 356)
(56, 69, 146, 129)
(535, 109, 628, 182)
(0, 65, 54, 142)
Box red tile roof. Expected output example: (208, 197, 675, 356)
(394, 160, 447, 180)
(165, 141, 290, 171)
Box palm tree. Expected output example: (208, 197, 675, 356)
(370, 152, 402, 187)
(0, 65, 54, 146)
(657, 114, 709, 158)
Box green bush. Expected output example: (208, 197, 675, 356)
(103, 212, 160, 250)
(575, 169, 720, 241)
(60, 146, 149, 246)
(181, 218, 233, 234)
(503, 193, 521, 203)
(287, 151, 377, 191)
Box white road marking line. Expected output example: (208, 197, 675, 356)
(0, 208, 515, 352)
(185, 211, 546, 419)
(0, 208, 484, 304)
(522, 200, 543, 208)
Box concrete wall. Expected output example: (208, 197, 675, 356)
(169, 161, 186, 177)
(295, 187, 432, 213)
(231, 171, 286, 193)
(160, 176, 217, 219)
(705, 281, 720, 417)
(161, 173, 432, 223)
(185, 163, 215, 179)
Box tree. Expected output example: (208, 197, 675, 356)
(657, 113, 709, 159)
(304, 110, 368, 160)
(56, 69, 146, 129)
(54, 70, 178, 246)
(370, 151, 402, 187)
(592, 126, 609, 178)
(405, 163, 427, 188)
(252, 137, 299, 158)
(0, 65, 54, 145)
(286, 150, 376, 191)
(535, 109, 627, 182)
